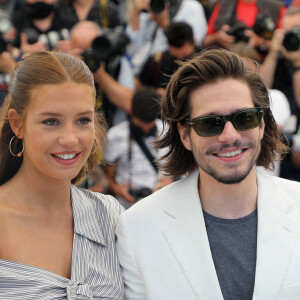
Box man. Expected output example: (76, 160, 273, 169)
(104, 87, 170, 209)
(70, 20, 134, 127)
(116, 48, 300, 299)
(12, 0, 75, 51)
(136, 21, 198, 95)
(127, 0, 207, 75)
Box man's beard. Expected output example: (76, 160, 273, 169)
(192, 140, 261, 185)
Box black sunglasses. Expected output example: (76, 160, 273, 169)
(185, 107, 264, 137)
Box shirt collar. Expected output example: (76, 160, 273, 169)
(70, 185, 107, 246)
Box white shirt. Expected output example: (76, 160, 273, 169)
(104, 120, 167, 190)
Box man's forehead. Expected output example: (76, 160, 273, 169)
(189, 79, 254, 116)
(283, 14, 300, 30)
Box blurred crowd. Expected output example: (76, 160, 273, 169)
(1, 0, 300, 208)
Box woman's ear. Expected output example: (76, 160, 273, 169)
(8, 109, 24, 138)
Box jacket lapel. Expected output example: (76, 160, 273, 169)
(162, 170, 224, 300)
(253, 173, 300, 299)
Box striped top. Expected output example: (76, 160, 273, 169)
(0, 185, 125, 299)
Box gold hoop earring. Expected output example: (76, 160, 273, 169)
(9, 136, 24, 157)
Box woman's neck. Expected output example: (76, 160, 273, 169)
(3, 164, 72, 212)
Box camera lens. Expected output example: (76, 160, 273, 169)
(82, 48, 101, 73)
(283, 27, 300, 52)
(92, 36, 111, 59)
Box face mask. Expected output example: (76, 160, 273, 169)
(25, 2, 55, 19)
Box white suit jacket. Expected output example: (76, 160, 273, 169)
(116, 170, 300, 300)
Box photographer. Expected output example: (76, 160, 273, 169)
(204, 0, 286, 51)
(11, 0, 75, 51)
(69, 20, 134, 128)
(104, 87, 170, 209)
(262, 7, 300, 113)
(127, 0, 207, 75)
(136, 21, 199, 96)
(261, 6, 300, 181)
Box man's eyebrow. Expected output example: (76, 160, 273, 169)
(197, 108, 255, 117)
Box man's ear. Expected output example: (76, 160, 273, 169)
(177, 122, 192, 151)
(8, 109, 24, 138)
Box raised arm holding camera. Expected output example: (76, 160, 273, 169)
(204, 0, 286, 53)
(127, 0, 207, 75)
(70, 20, 134, 128)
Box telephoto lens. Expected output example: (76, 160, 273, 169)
(283, 26, 300, 52)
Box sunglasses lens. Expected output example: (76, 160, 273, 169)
(194, 116, 224, 137)
(233, 109, 262, 131)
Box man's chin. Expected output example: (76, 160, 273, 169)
(214, 173, 249, 185)
(207, 168, 252, 185)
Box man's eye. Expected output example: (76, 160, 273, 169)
(78, 118, 92, 125)
(42, 119, 59, 126)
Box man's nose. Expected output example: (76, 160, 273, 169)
(217, 121, 241, 143)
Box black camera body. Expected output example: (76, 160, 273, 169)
(283, 26, 300, 52)
(82, 26, 130, 73)
(253, 13, 275, 40)
(227, 13, 275, 43)
(227, 22, 249, 42)
(23, 27, 70, 50)
(128, 187, 153, 201)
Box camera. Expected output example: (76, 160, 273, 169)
(283, 26, 300, 52)
(128, 187, 153, 201)
(227, 13, 275, 44)
(22, 27, 70, 50)
(227, 22, 249, 43)
(150, 0, 166, 14)
(253, 13, 275, 40)
(82, 26, 130, 73)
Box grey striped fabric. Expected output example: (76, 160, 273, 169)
(0, 185, 125, 299)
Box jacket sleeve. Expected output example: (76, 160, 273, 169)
(115, 213, 147, 300)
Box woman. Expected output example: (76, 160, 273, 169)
(0, 51, 124, 299)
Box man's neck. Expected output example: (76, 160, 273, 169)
(32, 13, 55, 32)
(198, 167, 258, 219)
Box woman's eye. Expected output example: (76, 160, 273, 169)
(78, 118, 92, 125)
(42, 119, 59, 126)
